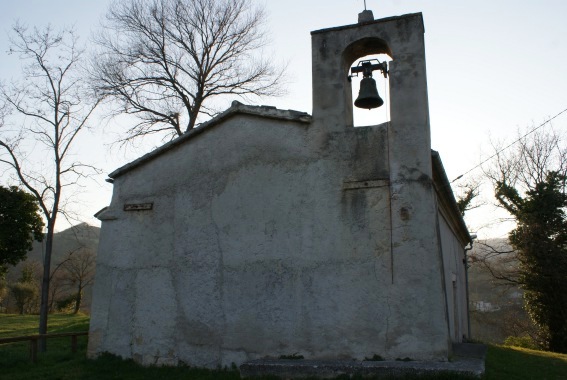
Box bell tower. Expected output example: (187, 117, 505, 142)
(311, 12, 452, 360)
(311, 12, 431, 178)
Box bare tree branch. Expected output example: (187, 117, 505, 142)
(471, 240, 521, 286)
(484, 127, 567, 200)
(89, 0, 285, 146)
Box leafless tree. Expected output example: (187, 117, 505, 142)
(60, 249, 96, 314)
(48, 269, 66, 313)
(475, 128, 567, 286)
(90, 0, 285, 146)
(470, 239, 519, 286)
(484, 127, 567, 197)
(0, 24, 100, 351)
(47, 246, 83, 312)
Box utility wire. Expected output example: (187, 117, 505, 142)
(451, 106, 567, 183)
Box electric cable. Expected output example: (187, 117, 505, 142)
(451, 106, 567, 183)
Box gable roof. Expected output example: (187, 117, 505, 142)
(108, 101, 312, 179)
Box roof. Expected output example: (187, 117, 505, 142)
(108, 101, 311, 179)
(431, 150, 472, 245)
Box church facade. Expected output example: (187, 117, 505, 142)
(88, 12, 471, 367)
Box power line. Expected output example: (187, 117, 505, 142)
(451, 106, 567, 183)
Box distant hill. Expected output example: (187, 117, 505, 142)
(24, 223, 100, 266)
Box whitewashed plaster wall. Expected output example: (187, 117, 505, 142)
(89, 112, 408, 367)
(438, 212, 469, 341)
(88, 12, 465, 368)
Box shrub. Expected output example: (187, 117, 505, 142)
(9, 282, 38, 314)
(504, 335, 540, 350)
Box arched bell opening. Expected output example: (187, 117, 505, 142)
(342, 37, 393, 128)
(349, 53, 392, 127)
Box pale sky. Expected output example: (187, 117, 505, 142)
(2, 0, 567, 238)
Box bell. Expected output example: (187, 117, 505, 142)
(354, 77, 384, 109)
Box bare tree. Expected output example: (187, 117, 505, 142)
(470, 239, 519, 286)
(90, 0, 284, 145)
(0, 24, 100, 351)
(484, 128, 567, 196)
(476, 129, 567, 282)
(48, 268, 67, 313)
(47, 247, 82, 312)
(60, 249, 96, 314)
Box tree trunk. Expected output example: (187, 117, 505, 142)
(73, 289, 82, 314)
(38, 220, 54, 352)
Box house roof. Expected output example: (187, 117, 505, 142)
(108, 101, 312, 179)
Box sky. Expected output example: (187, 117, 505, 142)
(1, 0, 567, 238)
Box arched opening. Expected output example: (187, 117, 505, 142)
(342, 37, 393, 127)
(350, 53, 392, 127)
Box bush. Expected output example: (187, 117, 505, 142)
(56, 293, 78, 312)
(504, 335, 540, 350)
(9, 282, 38, 314)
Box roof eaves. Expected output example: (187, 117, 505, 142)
(431, 150, 472, 245)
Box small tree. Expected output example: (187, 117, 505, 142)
(48, 260, 70, 313)
(10, 282, 37, 315)
(0, 276, 7, 309)
(0, 186, 44, 275)
(9, 261, 40, 314)
(61, 249, 96, 314)
(90, 0, 284, 145)
(0, 24, 100, 351)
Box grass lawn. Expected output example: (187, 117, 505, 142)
(485, 344, 567, 380)
(1, 313, 566, 379)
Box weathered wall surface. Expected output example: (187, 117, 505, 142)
(90, 113, 412, 367)
(89, 12, 468, 368)
(310, 12, 451, 360)
(438, 212, 469, 341)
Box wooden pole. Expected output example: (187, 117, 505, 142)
(30, 338, 38, 363)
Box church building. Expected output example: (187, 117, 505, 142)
(89, 11, 472, 368)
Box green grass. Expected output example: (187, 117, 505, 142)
(484, 345, 567, 380)
(0, 313, 91, 379)
(0, 313, 90, 336)
(1, 314, 566, 379)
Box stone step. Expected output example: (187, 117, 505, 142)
(240, 344, 486, 379)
